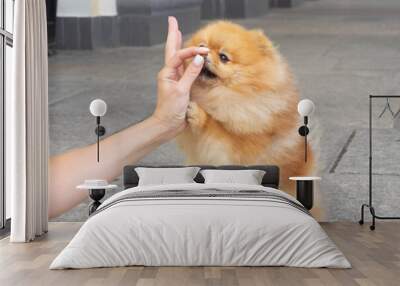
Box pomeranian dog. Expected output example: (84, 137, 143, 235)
(177, 21, 318, 210)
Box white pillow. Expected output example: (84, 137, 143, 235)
(200, 169, 266, 185)
(135, 167, 200, 186)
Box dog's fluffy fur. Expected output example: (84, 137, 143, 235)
(177, 21, 317, 200)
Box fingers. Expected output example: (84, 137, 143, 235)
(178, 55, 204, 92)
(176, 30, 184, 76)
(165, 17, 179, 63)
(166, 47, 209, 69)
(176, 30, 182, 52)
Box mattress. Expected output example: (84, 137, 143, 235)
(50, 183, 350, 269)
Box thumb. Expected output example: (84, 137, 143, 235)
(178, 55, 204, 92)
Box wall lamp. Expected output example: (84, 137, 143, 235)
(89, 99, 107, 162)
(297, 99, 315, 162)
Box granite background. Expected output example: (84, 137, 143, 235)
(49, 0, 400, 222)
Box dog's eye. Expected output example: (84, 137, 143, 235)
(219, 53, 229, 63)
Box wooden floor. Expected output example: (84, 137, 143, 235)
(0, 222, 399, 286)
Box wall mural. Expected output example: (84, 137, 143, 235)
(49, 1, 400, 223)
(50, 20, 322, 221)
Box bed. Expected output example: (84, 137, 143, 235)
(50, 165, 350, 269)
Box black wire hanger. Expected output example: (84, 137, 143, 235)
(378, 98, 395, 118)
(394, 107, 400, 119)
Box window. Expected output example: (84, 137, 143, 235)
(0, 0, 14, 231)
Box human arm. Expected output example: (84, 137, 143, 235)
(48, 17, 207, 218)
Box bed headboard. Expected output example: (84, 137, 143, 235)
(123, 165, 280, 189)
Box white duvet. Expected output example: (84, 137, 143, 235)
(50, 183, 350, 269)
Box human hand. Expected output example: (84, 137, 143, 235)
(152, 16, 209, 136)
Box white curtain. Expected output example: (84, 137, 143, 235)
(7, 0, 49, 242)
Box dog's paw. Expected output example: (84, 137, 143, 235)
(187, 102, 207, 130)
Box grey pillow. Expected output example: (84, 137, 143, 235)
(200, 169, 266, 185)
(135, 167, 200, 186)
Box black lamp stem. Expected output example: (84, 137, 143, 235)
(304, 132, 307, 162)
(304, 116, 309, 163)
(96, 116, 100, 162)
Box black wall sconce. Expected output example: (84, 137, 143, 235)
(297, 99, 315, 162)
(89, 99, 107, 162)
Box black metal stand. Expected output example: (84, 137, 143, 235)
(88, 189, 105, 215)
(296, 181, 314, 210)
(94, 116, 106, 163)
(298, 116, 310, 162)
(359, 95, 400, 230)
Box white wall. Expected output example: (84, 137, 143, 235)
(97, 0, 117, 16)
(6, 45, 12, 219)
(57, 0, 117, 17)
(4, 46, 14, 219)
(5, 0, 13, 32)
(57, 0, 92, 17)
(5, 0, 14, 220)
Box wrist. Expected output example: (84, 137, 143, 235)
(147, 115, 183, 142)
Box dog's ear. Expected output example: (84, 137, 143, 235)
(251, 29, 275, 54)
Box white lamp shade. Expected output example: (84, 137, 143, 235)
(297, 99, 315, 117)
(89, 99, 107, 117)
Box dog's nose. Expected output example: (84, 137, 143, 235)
(204, 55, 211, 65)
